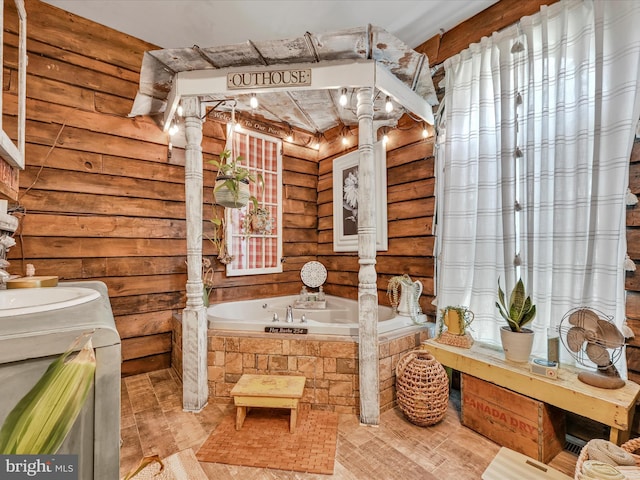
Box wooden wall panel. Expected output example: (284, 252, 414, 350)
(318, 119, 437, 315)
(3, 0, 318, 377)
(626, 140, 640, 378)
(414, 0, 560, 67)
(7, 0, 636, 388)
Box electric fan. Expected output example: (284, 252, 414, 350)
(558, 307, 626, 389)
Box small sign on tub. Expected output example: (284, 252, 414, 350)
(264, 326, 308, 334)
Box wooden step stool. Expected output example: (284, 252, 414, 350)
(230, 374, 306, 433)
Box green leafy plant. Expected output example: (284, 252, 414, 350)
(242, 206, 272, 238)
(0, 338, 96, 454)
(438, 305, 474, 336)
(209, 149, 263, 208)
(496, 277, 536, 332)
(207, 204, 233, 265)
(202, 257, 214, 307)
(211, 149, 254, 186)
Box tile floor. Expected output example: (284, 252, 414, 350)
(120, 368, 578, 479)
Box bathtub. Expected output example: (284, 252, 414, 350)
(207, 294, 428, 336)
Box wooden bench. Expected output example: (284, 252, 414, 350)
(423, 339, 640, 445)
(230, 374, 306, 433)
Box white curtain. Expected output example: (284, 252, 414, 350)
(435, 0, 640, 369)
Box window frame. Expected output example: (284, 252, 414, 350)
(224, 129, 283, 276)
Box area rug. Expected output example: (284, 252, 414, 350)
(196, 408, 338, 474)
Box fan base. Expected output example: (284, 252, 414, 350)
(577, 370, 625, 390)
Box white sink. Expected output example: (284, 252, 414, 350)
(0, 287, 101, 317)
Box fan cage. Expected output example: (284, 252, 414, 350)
(558, 307, 624, 370)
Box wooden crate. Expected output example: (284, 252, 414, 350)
(461, 374, 565, 463)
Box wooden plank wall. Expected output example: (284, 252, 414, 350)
(625, 141, 640, 385)
(3, 0, 318, 376)
(316, 0, 562, 316)
(317, 120, 436, 315)
(6, 0, 640, 387)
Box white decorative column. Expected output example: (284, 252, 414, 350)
(181, 96, 208, 412)
(356, 87, 380, 425)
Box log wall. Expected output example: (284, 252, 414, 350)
(4, 0, 318, 376)
(317, 119, 436, 315)
(6, 0, 639, 390)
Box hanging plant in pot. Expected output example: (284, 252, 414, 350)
(242, 202, 273, 237)
(496, 277, 537, 363)
(210, 149, 256, 209)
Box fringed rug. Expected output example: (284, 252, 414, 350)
(196, 408, 338, 475)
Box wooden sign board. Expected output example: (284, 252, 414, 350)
(227, 69, 311, 89)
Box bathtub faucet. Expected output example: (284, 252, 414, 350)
(286, 305, 294, 323)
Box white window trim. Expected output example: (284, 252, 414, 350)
(225, 129, 283, 276)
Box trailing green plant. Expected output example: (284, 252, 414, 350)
(438, 305, 474, 336)
(242, 205, 273, 238)
(209, 149, 263, 207)
(496, 277, 536, 332)
(207, 204, 233, 265)
(202, 257, 214, 307)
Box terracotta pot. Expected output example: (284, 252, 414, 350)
(499, 326, 534, 363)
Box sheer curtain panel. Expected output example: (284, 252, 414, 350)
(436, 0, 640, 368)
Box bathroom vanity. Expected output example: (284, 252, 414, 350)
(0, 281, 121, 480)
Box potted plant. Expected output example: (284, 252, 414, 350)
(242, 204, 273, 237)
(439, 305, 474, 336)
(210, 149, 256, 208)
(496, 277, 537, 362)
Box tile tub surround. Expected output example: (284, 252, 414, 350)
(205, 327, 429, 414)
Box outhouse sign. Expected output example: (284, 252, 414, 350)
(227, 68, 312, 89)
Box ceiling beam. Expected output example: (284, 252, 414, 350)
(162, 59, 435, 129)
(374, 65, 434, 125)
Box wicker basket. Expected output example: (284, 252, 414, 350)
(395, 349, 449, 427)
(214, 177, 250, 208)
(574, 438, 640, 479)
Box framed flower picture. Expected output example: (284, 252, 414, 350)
(332, 141, 388, 252)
